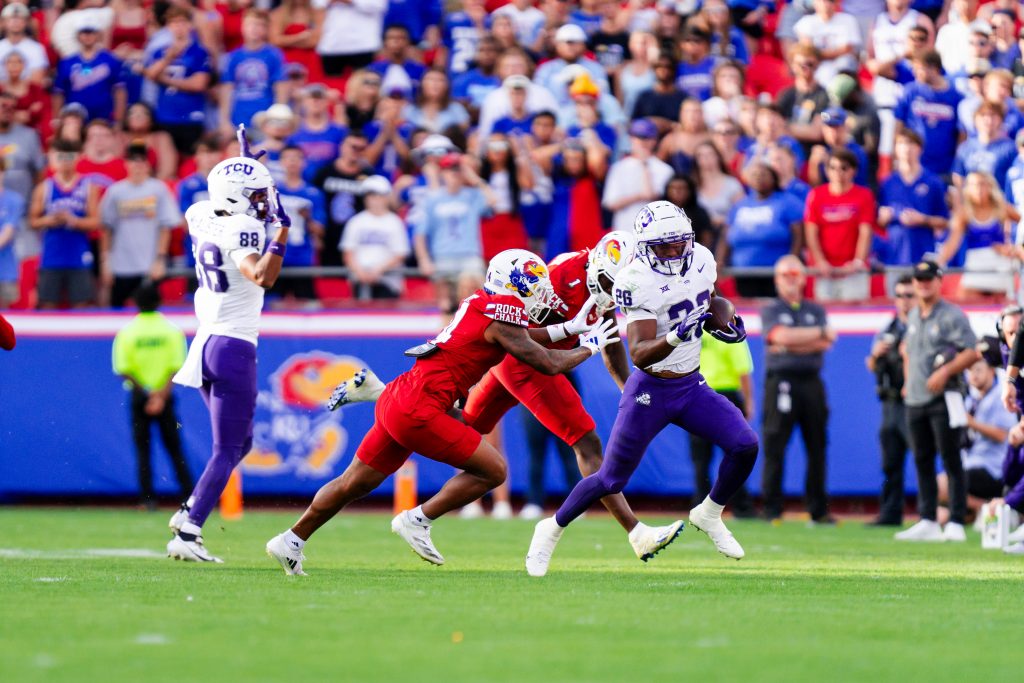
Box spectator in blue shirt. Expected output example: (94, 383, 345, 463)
(451, 35, 501, 115)
(569, 0, 603, 38)
(0, 157, 24, 307)
(768, 142, 811, 205)
(53, 25, 125, 124)
(675, 27, 717, 101)
(725, 160, 804, 297)
(274, 145, 327, 302)
(363, 91, 414, 177)
(703, 0, 750, 64)
(878, 128, 950, 266)
(1002, 129, 1024, 211)
(959, 69, 1024, 140)
(953, 100, 1018, 189)
(288, 84, 349, 184)
(491, 75, 533, 137)
(534, 23, 610, 106)
(401, 69, 470, 135)
(368, 26, 427, 95)
(142, 7, 212, 155)
(807, 107, 871, 188)
(441, 0, 490, 75)
(219, 9, 286, 132)
(383, 0, 443, 45)
(894, 49, 963, 179)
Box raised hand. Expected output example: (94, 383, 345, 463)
(237, 124, 266, 161)
(580, 317, 621, 356)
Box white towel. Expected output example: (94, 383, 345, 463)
(173, 328, 212, 388)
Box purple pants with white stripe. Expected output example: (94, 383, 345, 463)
(187, 335, 257, 527)
(555, 370, 759, 527)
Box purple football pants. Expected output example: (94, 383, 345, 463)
(555, 370, 759, 526)
(1004, 444, 1024, 513)
(187, 335, 257, 527)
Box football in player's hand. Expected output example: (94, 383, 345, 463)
(703, 296, 736, 333)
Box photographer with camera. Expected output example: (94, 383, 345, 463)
(865, 275, 914, 526)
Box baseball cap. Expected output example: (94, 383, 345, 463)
(503, 74, 531, 91)
(555, 24, 587, 43)
(385, 85, 411, 100)
(969, 19, 993, 37)
(628, 118, 658, 139)
(264, 103, 294, 122)
(912, 259, 943, 280)
(828, 73, 857, 104)
(438, 153, 462, 170)
(820, 107, 847, 127)
(1, 4, 30, 19)
(301, 83, 328, 98)
(77, 24, 100, 34)
(977, 336, 1003, 368)
(60, 102, 89, 118)
(361, 175, 392, 196)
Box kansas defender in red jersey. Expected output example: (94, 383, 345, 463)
(265, 249, 620, 575)
(462, 232, 685, 561)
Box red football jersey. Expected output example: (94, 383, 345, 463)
(546, 250, 601, 350)
(403, 290, 529, 409)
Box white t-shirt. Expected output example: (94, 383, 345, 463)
(492, 4, 545, 45)
(612, 244, 717, 374)
(314, 0, 388, 56)
(602, 156, 675, 232)
(478, 82, 559, 140)
(794, 12, 863, 87)
(0, 38, 50, 82)
(186, 201, 266, 345)
(340, 210, 410, 293)
(935, 20, 971, 75)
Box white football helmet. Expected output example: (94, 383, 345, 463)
(588, 230, 636, 311)
(208, 157, 275, 220)
(633, 200, 694, 276)
(484, 249, 563, 324)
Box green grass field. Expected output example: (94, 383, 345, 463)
(1, 508, 1021, 683)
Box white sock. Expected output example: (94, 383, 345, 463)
(284, 529, 305, 550)
(409, 506, 432, 526)
(180, 521, 202, 537)
(185, 496, 195, 509)
(702, 496, 725, 519)
(628, 522, 649, 541)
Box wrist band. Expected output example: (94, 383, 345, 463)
(666, 329, 683, 347)
(267, 241, 287, 258)
(547, 323, 569, 343)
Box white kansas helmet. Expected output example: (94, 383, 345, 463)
(208, 157, 275, 220)
(588, 230, 636, 311)
(633, 200, 694, 276)
(484, 249, 562, 324)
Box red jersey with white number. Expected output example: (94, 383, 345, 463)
(397, 290, 529, 412)
(546, 249, 600, 350)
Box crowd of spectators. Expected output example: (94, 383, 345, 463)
(5, 0, 1024, 310)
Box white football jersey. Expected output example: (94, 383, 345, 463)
(186, 200, 266, 344)
(612, 243, 717, 374)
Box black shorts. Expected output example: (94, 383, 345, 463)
(320, 52, 375, 77)
(37, 268, 95, 307)
(730, 7, 765, 39)
(161, 122, 206, 156)
(966, 467, 1004, 499)
(271, 275, 317, 300)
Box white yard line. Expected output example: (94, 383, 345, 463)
(0, 548, 165, 560)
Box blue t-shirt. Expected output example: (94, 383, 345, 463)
(952, 136, 1017, 186)
(452, 68, 501, 108)
(492, 114, 533, 138)
(675, 57, 716, 101)
(277, 180, 327, 267)
(1002, 155, 1024, 209)
(222, 44, 285, 127)
(288, 123, 349, 184)
(363, 120, 414, 177)
(878, 168, 949, 265)
(383, 0, 443, 43)
(367, 60, 427, 93)
(415, 187, 487, 259)
(177, 173, 208, 267)
(40, 178, 93, 270)
(894, 81, 963, 176)
(568, 11, 602, 37)
(566, 123, 618, 154)
(147, 41, 212, 125)
(783, 177, 811, 205)
(711, 28, 749, 64)
(727, 190, 803, 267)
(0, 189, 24, 282)
(443, 11, 490, 74)
(53, 50, 124, 122)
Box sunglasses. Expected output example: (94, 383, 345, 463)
(894, 292, 916, 299)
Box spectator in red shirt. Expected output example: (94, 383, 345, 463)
(77, 120, 128, 190)
(804, 147, 874, 301)
(0, 51, 49, 139)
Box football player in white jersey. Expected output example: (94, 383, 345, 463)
(166, 136, 292, 563)
(526, 200, 760, 576)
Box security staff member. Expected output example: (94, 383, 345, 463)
(688, 333, 756, 517)
(865, 275, 915, 526)
(896, 260, 979, 542)
(112, 284, 192, 509)
(760, 255, 836, 523)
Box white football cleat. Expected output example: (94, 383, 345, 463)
(1004, 541, 1024, 555)
(894, 519, 945, 542)
(266, 533, 307, 576)
(491, 501, 513, 520)
(629, 520, 685, 562)
(525, 516, 564, 577)
(167, 533, 223, 563)
(1006, 522, 1024, 544)
(458, 501, 485, 519)
(519, 503, 543, 520)
(689, 503, 744, 559)
(168, 504, 190, 535)
(942, 521, 966, 542)
(327, 368, 385, 411)
(391, 511, 444, 565)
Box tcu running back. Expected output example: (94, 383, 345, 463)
(526, 201, 759, 576)
(265, 249, 620, 575)
(462, 232, 684, 562)
(167, 140, 292, 562)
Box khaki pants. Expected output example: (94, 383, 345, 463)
(813, 271, 869, 302)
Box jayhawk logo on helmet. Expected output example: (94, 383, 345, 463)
(506, 259, 548, 297)
(605, 239, 623, 265)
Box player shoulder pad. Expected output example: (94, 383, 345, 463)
(476, 292, 530, 327)
(692, 244, 717, 284)
(217, 214, 266, 251)
(611, 261, 655, 312)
